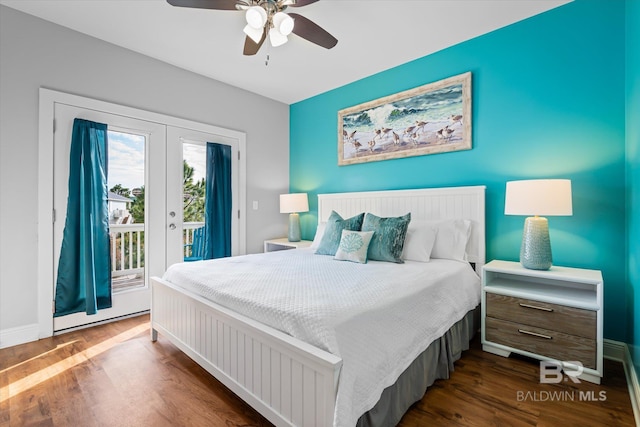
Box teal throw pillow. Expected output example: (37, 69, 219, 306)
(362, 212, 411, 263)
(334, 230, 374, 264)
(315, 211, 365, 256)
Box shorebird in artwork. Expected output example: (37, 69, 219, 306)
(403, 125, 416, 136)
(380, 127, 393, 139)
(392, 132, 401, 145)
(415, 120, 428, 134)
(368, 140, 376, 152)
(443, 126, 454, 140)
(353, 140, 362, 151)
(343, 130, 357, 143)
(450, 115, 463, 126)
(373, 129, 382, 141)
(409, 133, 419, 146)
(437, 126, 454, 141)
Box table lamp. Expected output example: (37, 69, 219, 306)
(505, 179, 572, 270)
(279, 193, 309, 242)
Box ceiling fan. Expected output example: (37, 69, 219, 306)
(166, 0, 338, 56)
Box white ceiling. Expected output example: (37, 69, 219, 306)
(0, 0, 570, 104)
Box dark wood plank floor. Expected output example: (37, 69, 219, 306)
(0, 314, 635, 426)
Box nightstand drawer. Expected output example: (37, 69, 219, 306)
(485, 317, 596, 369)
(486, 293, 596, 340)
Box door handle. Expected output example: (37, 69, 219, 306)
(169, 223, 176, 230)
(169, 211, 176, 217)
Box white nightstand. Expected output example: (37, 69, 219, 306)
(481, 260, 603, 384)
(263, 238, 313, 253)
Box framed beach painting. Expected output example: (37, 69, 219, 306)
(338, 72, 471, 166)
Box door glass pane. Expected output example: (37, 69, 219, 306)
(183, 143, 206, 260)
(107, 130, 145, 292)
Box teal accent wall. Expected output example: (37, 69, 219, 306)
(626, 0, 640, 378)
(290, 0, 628, 341)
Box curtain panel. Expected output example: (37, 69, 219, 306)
(54, 118, 112, 317)
(204, 142, 232, 259)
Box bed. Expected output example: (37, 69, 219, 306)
(150, 185, 486, 427)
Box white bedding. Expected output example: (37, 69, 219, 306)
(162, 248, 481, 427)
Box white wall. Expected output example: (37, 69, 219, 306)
(0, 5, 290, 335)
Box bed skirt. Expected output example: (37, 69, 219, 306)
(357, 306, 480, 427)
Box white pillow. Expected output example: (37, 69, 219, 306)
(309, 222, 327, 250)
(334, 230, 374, 264)
(428, 219, 472, 261)
(402, 222, 438, 262)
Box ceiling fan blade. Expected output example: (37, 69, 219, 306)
(290, 0, 320, 7)
(166, 0, 238, 10)
(288, 13, 337, 49)
(243, 29, 267, 55)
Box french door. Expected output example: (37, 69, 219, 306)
(40, 88, 246, 337)
(165, 126, 240, 267)
(53, 103, 166, 332)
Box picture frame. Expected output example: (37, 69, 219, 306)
(338, 72, 472, 166)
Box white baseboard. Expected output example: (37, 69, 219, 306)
(0, 323, 39, 349)
(604, 339, 640, 427)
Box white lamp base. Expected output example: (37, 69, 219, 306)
(520, 216, 552, 270)
(288, 213, 301, 242)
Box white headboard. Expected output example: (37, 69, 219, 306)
(317, 186, 486, 273)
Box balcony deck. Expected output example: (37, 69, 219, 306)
(112, 273, 145, 292)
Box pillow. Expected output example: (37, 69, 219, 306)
(309, 222, 326, 250)
(315, 211, 365, 256)
(334, 230, 374, 264)
(402, 222, 438, 262)
(428, 219, 472, 261)
(361, 212, 411, 263)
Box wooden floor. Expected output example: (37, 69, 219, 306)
(0, 314, 635, 427)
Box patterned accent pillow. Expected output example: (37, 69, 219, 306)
(334, 230, 375, 264)
(361, 212, 411, 263)
(315, 211, 365, 256)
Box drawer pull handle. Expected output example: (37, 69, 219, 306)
(519, 303, 553, 312)
(518, 329, 552, 340)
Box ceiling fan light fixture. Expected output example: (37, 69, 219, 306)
(165, 0, 337, 55)
(272, 12, 294, 36)
(245, 5, 267, 29)
(243, 24, 263, 43)
(269, 27, 288, 47)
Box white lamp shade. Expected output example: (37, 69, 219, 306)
(272, 12, 294, 36)
(269, 27, 288, 47)
(505, 179, 572, 216)
(245, 6, 267, 29)
(243, 24, 263, 43)
(280, 193, 309, 213)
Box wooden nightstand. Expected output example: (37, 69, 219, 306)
(263, 238, 313, 253)
(481, 260, 603, 384)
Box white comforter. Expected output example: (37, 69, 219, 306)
(162, 249, 480, 427)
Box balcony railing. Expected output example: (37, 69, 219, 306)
(109, 222, 204, 291)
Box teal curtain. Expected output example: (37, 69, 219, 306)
(54, 119, 112, 317)
(204, 142, 232, 259)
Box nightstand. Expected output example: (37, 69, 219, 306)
(481, 260, 603, 384)
(263, 238, 313, 253)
